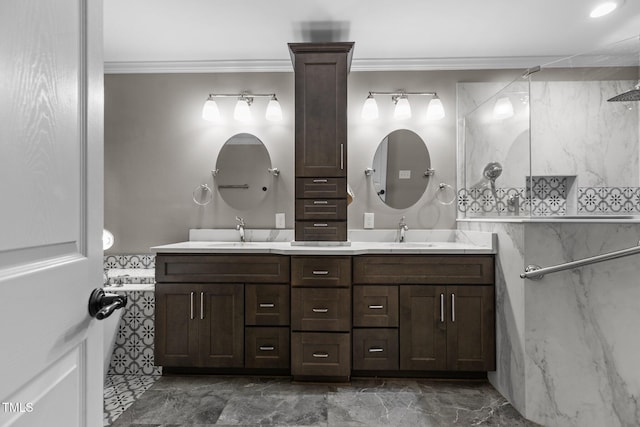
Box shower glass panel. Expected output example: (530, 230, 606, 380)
(457, 77, 532, 218)
(529, 36, 640, 217)
(457, 35, 640, 219)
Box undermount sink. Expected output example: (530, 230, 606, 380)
(380, 242, 436, 248)
(205, 242, 260, 247)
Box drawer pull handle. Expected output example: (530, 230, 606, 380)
(313, 200, 329, 205)
(312, 308, 329, 313)
(368, 347, 384, 353)
(313, 223, 328, 227)
(451, 293, 455, 323)
(313, 179, 328, 183)
(440, 294, 445, 323)
(259, 303, 275, 308)
(312, 270, 329, 275)
(312, 352, 329, 358)
(259, 346, 275, 351)
(368, 305, 384, 309)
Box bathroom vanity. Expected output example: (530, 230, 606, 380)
(152, 230, 496, 381)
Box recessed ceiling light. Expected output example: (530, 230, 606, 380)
(590, 2, 618, 18)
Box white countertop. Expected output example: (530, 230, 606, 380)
(151, 229, 497, 255)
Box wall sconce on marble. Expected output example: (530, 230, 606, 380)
(361, 90, 445, 121)
(202, 92, 283, 123)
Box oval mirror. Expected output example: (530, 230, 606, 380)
(215, 133, 271, 210)
(371, 129, 431, 209)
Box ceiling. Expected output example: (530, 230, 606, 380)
(104, 0, 640, 73)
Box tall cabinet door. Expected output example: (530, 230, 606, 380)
(155, 283, 200, 367)
(292, 49, 349, 177)
(399, 285, 447, 371)
(199, 284, 245, 367)
(446, 286, 495, 371)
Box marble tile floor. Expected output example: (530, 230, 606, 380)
(106, 375, 540, 426)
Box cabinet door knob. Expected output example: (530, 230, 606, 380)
(312, 352, 329, 358)
(368, 305, 384, 309)
(368, 347, 384, 353)
(259, 345, 275, 352)
(312, 308, 329, 313)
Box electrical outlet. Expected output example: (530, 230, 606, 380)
(364, 212, 375, 229)
(275, 213, 285, 229)
(399, 170, 411, 179)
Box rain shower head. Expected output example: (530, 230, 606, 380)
(607, 83, 640, 102)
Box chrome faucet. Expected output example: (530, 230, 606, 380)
(398, 216, 409, 243)
(236, 216, 246, 242)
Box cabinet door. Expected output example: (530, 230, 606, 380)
(446, 286, 495, 371)
(293, 51, 348, 177)
(199, 284, 244, 368)
(399, 285, 447, 371)
(154, 283, 199, 367)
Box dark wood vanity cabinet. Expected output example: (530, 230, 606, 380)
(155, 254, 290, 372)
(352, 255, 495, 373)
(155, 283, 244, 368)
(289, 43, 353, 242)
(290, 256, 352, 380)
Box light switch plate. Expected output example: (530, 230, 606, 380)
(275, 213, 285, 229)
(364, 212, 374, 229)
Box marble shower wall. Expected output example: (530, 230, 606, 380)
(522, 222, 640, 426)
(461, 220, 640, 426)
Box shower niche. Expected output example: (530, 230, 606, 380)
(457, 36, 640, 219)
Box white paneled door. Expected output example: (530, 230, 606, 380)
(0, 0, 103, 426)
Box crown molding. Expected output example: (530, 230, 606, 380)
(104, 56, 566, 74)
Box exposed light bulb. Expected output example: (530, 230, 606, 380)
(361, 94, 379, 120)
(234, 98, 252, 122)
(590, 2, 618, 18)
(493, 96, 514, 119)
(202, 98, 220, 122)
(393, 96, 411, 120)
(265, 96, 283, 122)
(102, 229, 114, 251)
(426, 96, 445, 120)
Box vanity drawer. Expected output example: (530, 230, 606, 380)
(295, 221, 347, 241)
(353, 255, 495, 285)
(291, 332, 350, 378)
(352, 328, 399, 371)
(296, 177, 347, 199)
(245, 284, 290, 326)
(156, 254, 290, 283)
(245, 327, 290, 370)
(295, 199, 347, 221)
(291, 256, 351, 287)
(291, 288, 351, 332)
(353, 286, 398, 327)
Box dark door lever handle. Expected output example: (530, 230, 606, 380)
(88, 288, 128, 320)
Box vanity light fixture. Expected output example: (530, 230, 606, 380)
(361, 91, 445, 121)
(202, 92, 282, 123)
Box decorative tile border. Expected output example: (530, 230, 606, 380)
(458, 187, 529, 216)
(104, 254, 155, 269)
(527, 176, 567, 216)
(578, 187, 640, 214)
